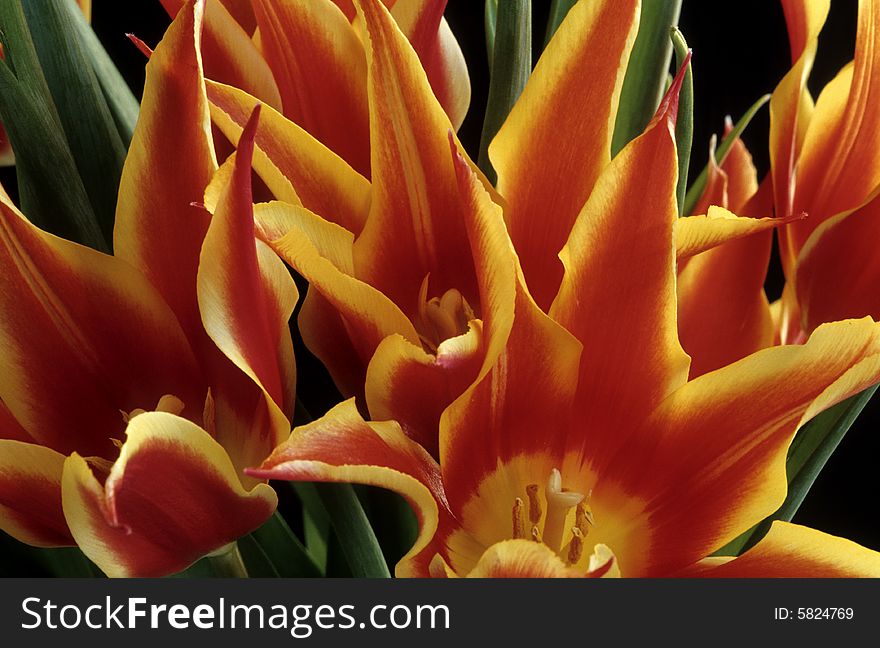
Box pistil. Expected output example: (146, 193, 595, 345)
(542, 469, 585, 552)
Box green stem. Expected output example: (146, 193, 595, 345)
(315, 483, 391, 578)
(611, 0, 683, 156)
(671, 28, 693, 215)
(478, 0, 532, 183)
(544, 0, 577, 44)
(205, 542, 249, 578)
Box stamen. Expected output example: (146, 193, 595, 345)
(566, 527, 585, 565)
(576, 501, 594, 535)
(543, 468, 585, 552)
(525, 484, 542, 523)
(530, 526, 542, 543)
(512, 498, 525, 539)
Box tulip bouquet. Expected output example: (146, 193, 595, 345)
(0, 0, 878, 579)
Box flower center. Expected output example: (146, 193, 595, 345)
(121, 394, 185, 423)
(417, 276, 475, 353)
(511, 468, 594, 565)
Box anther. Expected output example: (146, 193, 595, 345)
(566, 527, 585, 565)
(512, 498, 525, 539)
(576, 501, 594, 535)
(526, 484, 542, 523)
(530, 526, 542, 543)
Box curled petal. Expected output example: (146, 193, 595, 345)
(198, 108, 298, 469)
(392, 1, 471, 130)
(679, 522, 880, 577)
(365, 326, 483, 457)
(0, 440, 71, 547)
(248, 399, 446, 578)
(62, 412, 277, 577)
(676, 206, 796, 260)
(207, 81, 370, 234)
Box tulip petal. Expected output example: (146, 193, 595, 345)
(790, 0, 880, 240)
(769, 0, 828, 232)
(678, 230, 775, 378)
(596, 318, 880, 576)
(0, 400, 31, 443)
(549, 77, 690, 466)
(63, 412, 277, 577)
(795, 197, 880, 333)
(115, 0, 218, 351)
(252, 0, 371, 176)
(0, 199, 204, 458)
(268, 202, 420, 397)
(160, 0, 281, 109)
(207, 81, 370, 235)
(198, 108, 297, 469)
(490, 0, 640, 308)
(248, 399, 447, 578)
(679, 522, 880, 577)
(364, 326, 483, 458)
(392, 1, 470, 130)
(676, 206, 792, 260)
(353, 0, 490, 322)
(0, 440, 71, 547)
(441, 540, 583, 578)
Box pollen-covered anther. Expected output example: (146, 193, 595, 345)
(512, 497, 525, 539)
(525, 483, 542, 523)
(576, 499, 594, 535)
(566, 527, 585, 565)
(417, 275, 476, 352)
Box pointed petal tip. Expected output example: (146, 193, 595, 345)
(126, 33, 154, 58)
(657, 48, 693, 124)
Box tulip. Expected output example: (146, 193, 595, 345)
(769, 0, 880, 341)
(0, 0, 296, 577)
(250, 70, 880, 576)
(201, 0, 784, 463)
(159, 0, 470, 177)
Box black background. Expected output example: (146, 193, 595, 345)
(7, 0, 877, 553)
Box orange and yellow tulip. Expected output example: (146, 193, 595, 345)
(250, 76, 880, 576)
(769, 0, 880, 341)
(0, 1, 295, 577)
(237, 1, 880, 577)
(159, 0, 469, 178)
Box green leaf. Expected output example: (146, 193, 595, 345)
(671, 28, 693, 215)
(293, 483, 331, 572)
(682, 93, 771, 216)
(485, 0, 498, 67)
(67, 4, 140, 145)
(478, 0, 532, 183)
(22, 0, 128, 243)
(719, 385, 879, 556)
(611, 0, 683, 156)
(356, 486, 418, 570)
(247, 511, 323, 577)
(0, 0, 108, 251)
(544, 0, 577, 44)
(315, 483, 391, 578)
